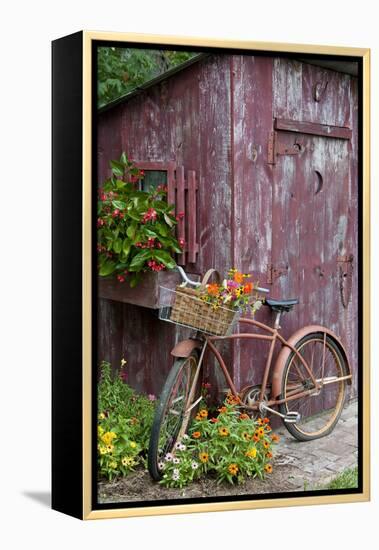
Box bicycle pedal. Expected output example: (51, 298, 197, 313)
(284, 411, 301, 424)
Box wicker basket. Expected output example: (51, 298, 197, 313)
(159, 269, 239, 336)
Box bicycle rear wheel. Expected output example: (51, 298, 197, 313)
(148, 351, 201, 480)
(279, 333, 348, 441)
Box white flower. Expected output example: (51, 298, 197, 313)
(173, 457, 180, 464)
(174, 441, 182, 450)
(179, 443, 186, 451)
(173, 468, 179, 475)
(191, 461, 199, 470)
(165, 453, 173, 462)
(172, 473, 180, 481)
(158, 461, 165, 470)
(223, 279, 227, 289)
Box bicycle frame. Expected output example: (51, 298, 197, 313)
(185, 316, 352, 412)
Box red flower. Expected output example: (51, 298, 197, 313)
(117, 275, 125, 283)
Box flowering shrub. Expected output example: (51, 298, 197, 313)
(97, 360, 156, 480)
(97, 152, 181, 286)
(197, 268, 262, 314)
(159, 396, 279, 488)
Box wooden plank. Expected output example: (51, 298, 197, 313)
(187, 170, 198, 263)
(275, 118, 352, 140)
(176, 165, 186, 265)
(98, 270, 182, 309)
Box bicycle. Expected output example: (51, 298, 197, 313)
(148, 266, 352, 481)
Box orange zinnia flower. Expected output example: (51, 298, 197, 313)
(210, 417, 219, 423)
(271, 434, 280, 442)
(266, 451, 273, 459)
(253, 434, 259, 442)
(192, 431, 201, 439)
(233, 272, 244, 284)
(207, 283, 220, 296)
(265, 464, 273, 474)
(263, 417, 270, 423)
(218, 406, 227, 414)
(195, 413, 202, 420)
(258, 427, 265, 437)
(263, 440, 270, 449)
(257, 417, 264, 425)
(219, 427, 229, 437)
(228, 463, 239, 475)
(199, 452, 209, 463)
(199, 409, 208, 418)
(243, 282, 253, 294)
(239, 413, 250, 420)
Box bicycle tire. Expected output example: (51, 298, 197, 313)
(279, 332, 348, 441)
(148, 351, 201, 481)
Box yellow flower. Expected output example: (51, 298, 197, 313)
(228, 463, 239, 475)
(199, 409, 208, 418)
(265, 464, 273, 474)
(99, 446, 107, 455)
(101, 431, 117, 445)
(199, 452, 209, 463)
(121, 456, 136, 467)
(130, 441, 137, 448)
(98, 412, 106, 420)
(245, 447, 257, 459)
(109, 461, 117, 469)
(98, 425, 104, 436)
(219, 427, 229, 437)
(106, 444, 114, 453)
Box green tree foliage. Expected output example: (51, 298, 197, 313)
(97, 47, 197, 108)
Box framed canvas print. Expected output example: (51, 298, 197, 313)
(52, 31, 370, 520)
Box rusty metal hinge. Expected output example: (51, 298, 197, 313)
(268, 131, 303, 165)
(267, 263, 289, 284)
(337, 254, 354, 309)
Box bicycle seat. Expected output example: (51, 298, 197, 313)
(265, 298, 299, 313)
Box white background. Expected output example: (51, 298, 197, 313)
(0, 0, 377, 548)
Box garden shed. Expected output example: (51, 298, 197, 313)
(97, 52, 358, 401)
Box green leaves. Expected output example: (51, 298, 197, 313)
(152, 250, 176, 269)
(110, 160, 125, 177)
(128, 249, 153, 271)
(98, 153, 182, 284)
(99, 260, 117, 276)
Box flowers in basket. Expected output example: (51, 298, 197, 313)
(198, 268, 262, 314)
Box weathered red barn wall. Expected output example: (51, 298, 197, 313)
(97, 54, 358, 400)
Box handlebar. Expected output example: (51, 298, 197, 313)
(175, 266, 270, 294)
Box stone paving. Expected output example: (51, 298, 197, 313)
(274, 399, 358, 490)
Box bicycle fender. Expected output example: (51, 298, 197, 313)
(171, 339, 202, 358)
(271, 325, 352, 400)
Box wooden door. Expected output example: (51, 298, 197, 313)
(270, 124, 356, 395)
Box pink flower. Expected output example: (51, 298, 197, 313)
(148, 394, 156, 401)
(178, 238, 185, 248)
(142, 208, 157, 223)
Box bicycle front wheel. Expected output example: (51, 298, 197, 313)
(148, 352, 201, 480)
(279, 333, 348, 441)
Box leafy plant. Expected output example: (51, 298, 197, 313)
(97, 47, 197, 108)
(97, 153, 182, 286)
(159, 396, 279, 488)
(97, 361, 156, 480)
